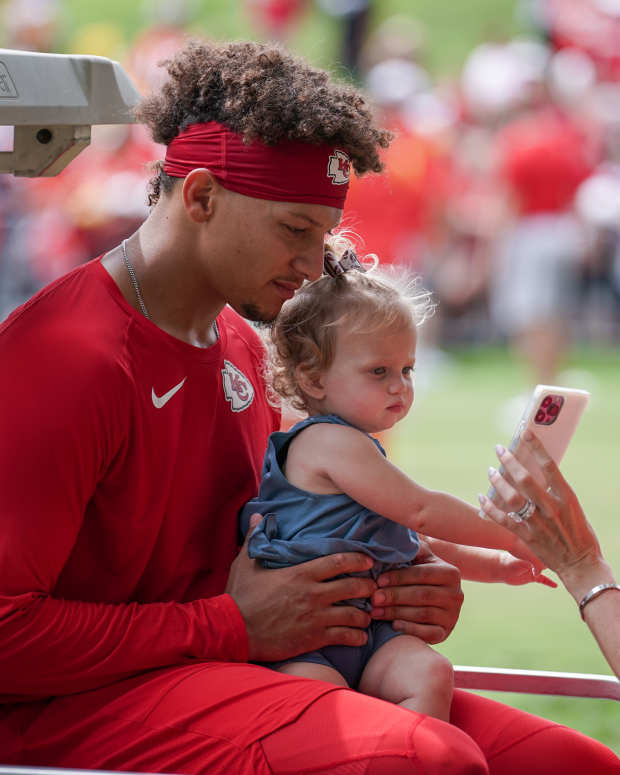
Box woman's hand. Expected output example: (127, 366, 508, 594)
(478, 429, 606, 596)
(370, 539, 464, 644)
(479, 429, 620, 679)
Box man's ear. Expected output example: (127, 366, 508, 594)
(295, 364, 326, 400)
(182, 168, 219, 222)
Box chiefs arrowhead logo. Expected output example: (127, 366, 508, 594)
(221, 360, 255, 412)
(327, 150, 351, 185)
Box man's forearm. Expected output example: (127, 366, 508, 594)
(0, 592, 247, 700)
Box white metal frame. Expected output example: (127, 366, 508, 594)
(454, 665, 620, 700)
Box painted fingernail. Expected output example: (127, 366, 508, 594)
(488, 466, 497, 477)
(478, 493, 487, 505)
(495, 444, 506, 456)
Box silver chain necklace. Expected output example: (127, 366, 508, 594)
(120, 239, 219, 344)
(121, 239, 151, 320)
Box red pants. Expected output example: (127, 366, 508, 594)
(2, 663, 618, 774)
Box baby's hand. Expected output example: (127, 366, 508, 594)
(507, 535, 548, 576)
(499, 554, 557, 587)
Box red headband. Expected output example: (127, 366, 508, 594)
(163, 121, 350, 208)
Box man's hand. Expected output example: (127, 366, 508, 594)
(226, 515, 377, 661)
(370, 539, 464, 644)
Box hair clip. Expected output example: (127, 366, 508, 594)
(323, 247, 366, 277)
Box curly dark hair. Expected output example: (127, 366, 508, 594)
(135, 39, 392, 204)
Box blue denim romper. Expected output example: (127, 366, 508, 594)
(240, 414, 419, 687)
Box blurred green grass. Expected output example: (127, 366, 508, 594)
(389, 343, 620, 753)
(60, 0, 523, 77)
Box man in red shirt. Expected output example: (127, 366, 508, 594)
(491, 104, 595, 382)
(0, 40, 618, 774)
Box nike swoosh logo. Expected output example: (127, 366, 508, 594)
(152, 377, 187, 409)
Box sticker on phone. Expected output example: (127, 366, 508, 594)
(534, 394, 564, 426)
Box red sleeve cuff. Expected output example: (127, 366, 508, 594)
(220, 593, 249, 662)
(195, 593, 248, 663)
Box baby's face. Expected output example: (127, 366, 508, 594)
(316, 320, 417, 434)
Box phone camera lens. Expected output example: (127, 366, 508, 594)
(535, 410, 546, 423)
(541, 396, 552, 408)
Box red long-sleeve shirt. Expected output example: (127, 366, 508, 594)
(0, 258, 279, 701)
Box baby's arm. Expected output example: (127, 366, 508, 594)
(424, 537, 556, 587)
(308, 423, 540, 562)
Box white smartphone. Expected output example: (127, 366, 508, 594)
(485, 384, 590, 505)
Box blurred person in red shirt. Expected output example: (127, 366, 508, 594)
(346, 26, 455, 273)
(344, 113, 453, 271)
(489, 60, 599, 383)
(245, 0, 309, 42)
(542, 0, 620, 80)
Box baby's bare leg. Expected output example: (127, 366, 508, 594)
(276, 661, 349, 687)
(359, 635, 453, 721)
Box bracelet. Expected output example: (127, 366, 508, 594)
(578, 583, 620, 620)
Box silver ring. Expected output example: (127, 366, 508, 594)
(507, 499, 536, 523)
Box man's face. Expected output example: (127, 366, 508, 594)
(207, 190, 342, 323)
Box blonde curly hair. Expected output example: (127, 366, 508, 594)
(266, 234, 435, 413)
